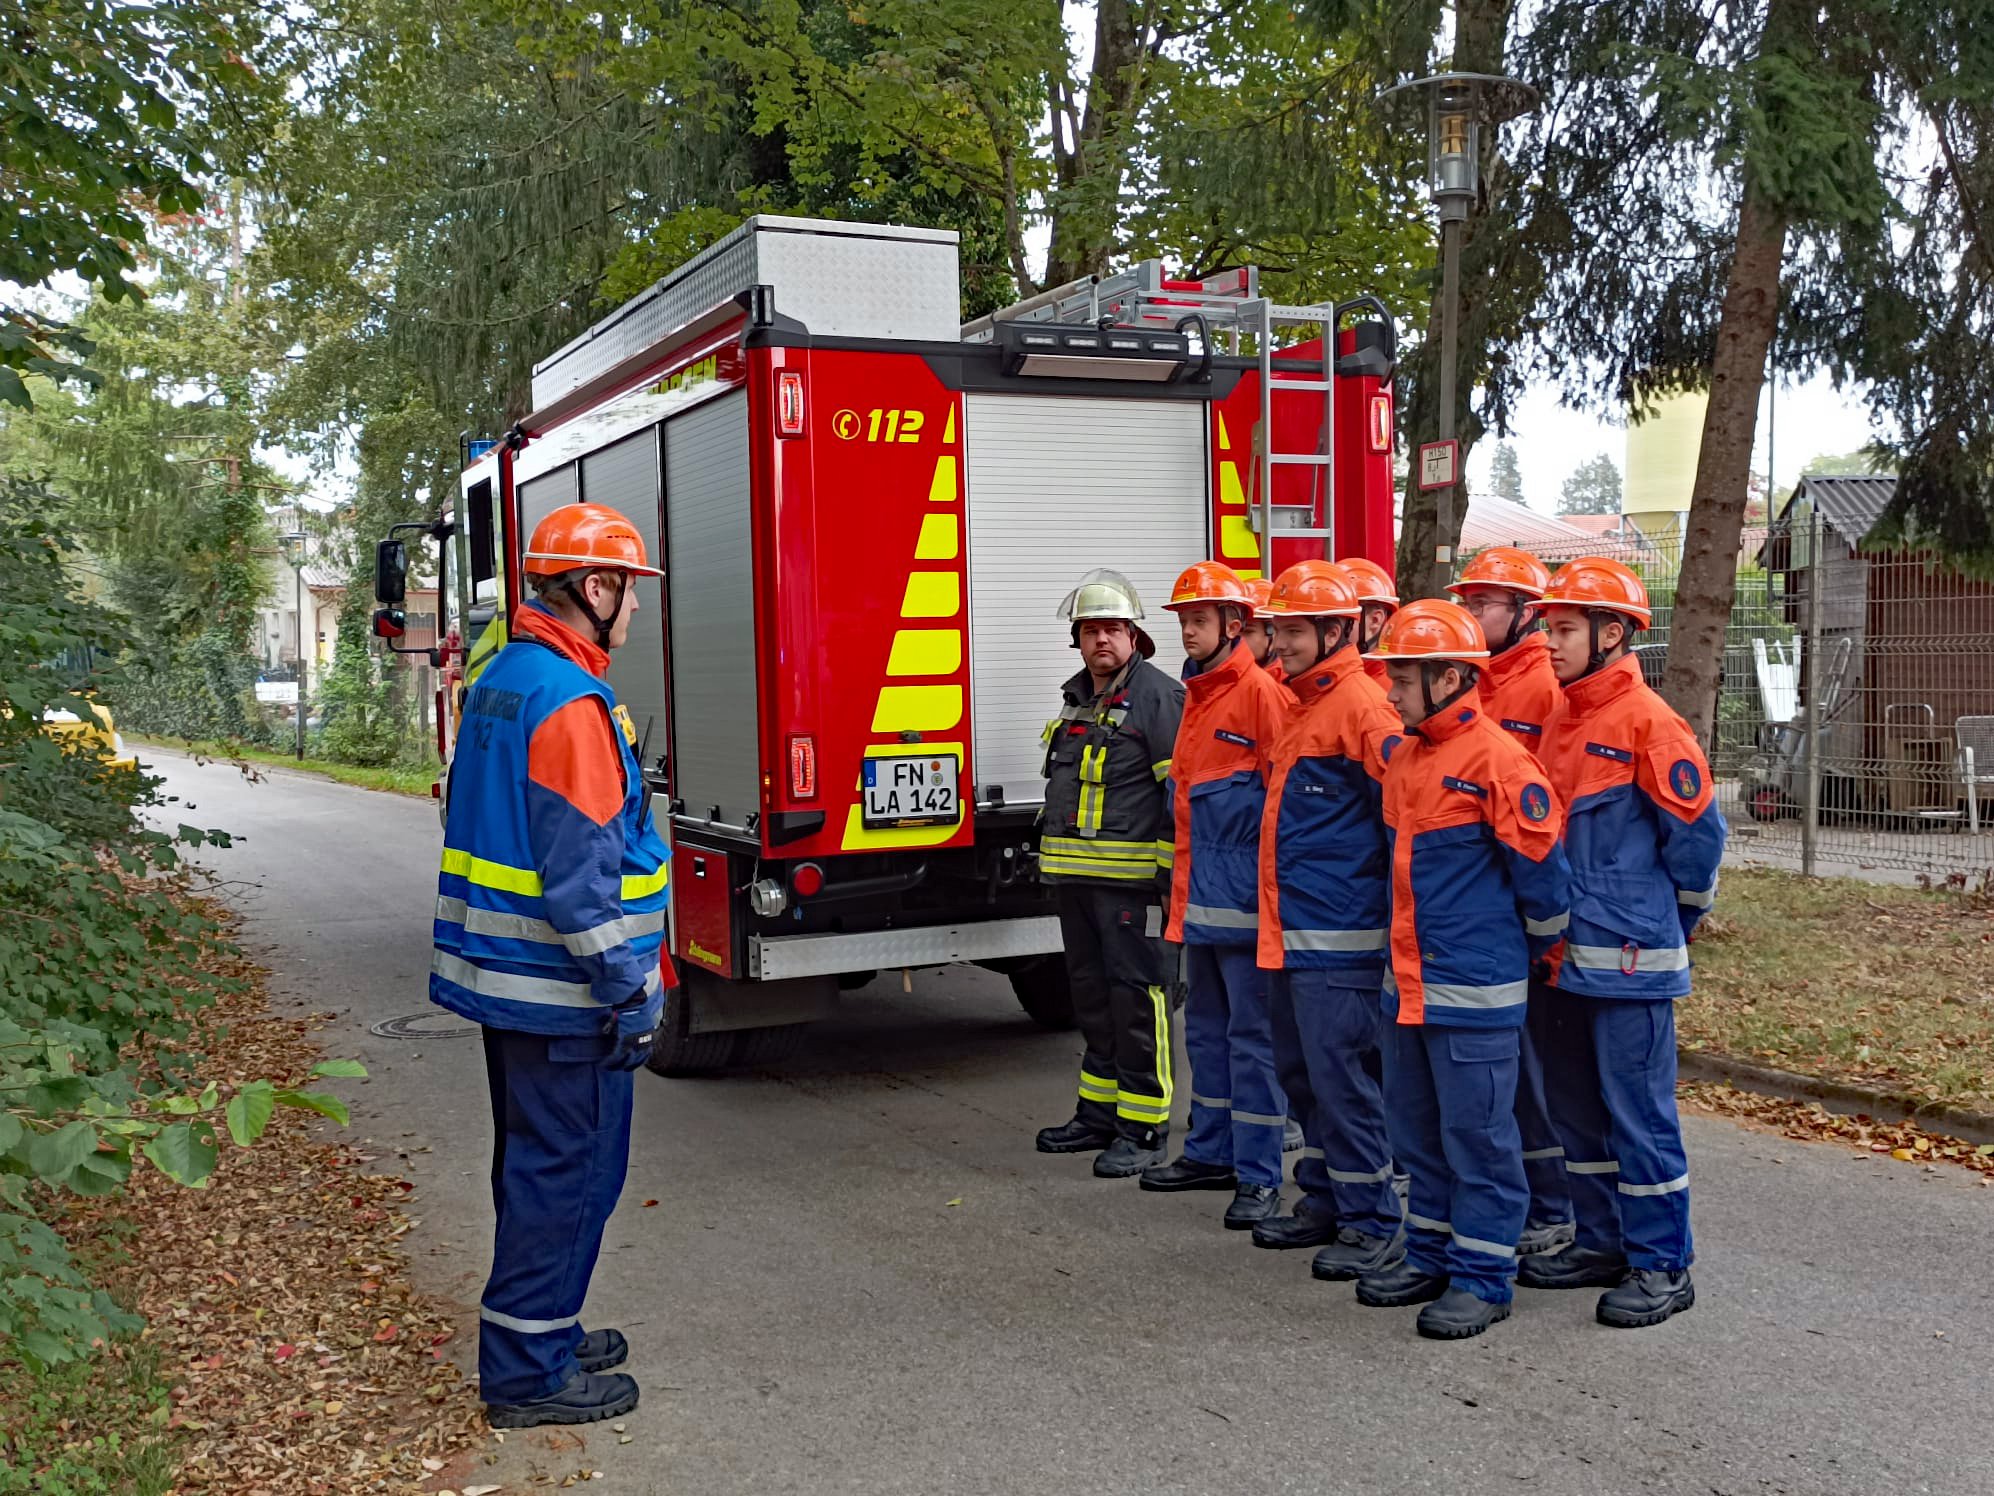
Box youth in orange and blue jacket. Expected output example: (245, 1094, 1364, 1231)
(1255, 645, 1405, 1246)
(1536, 652, 1726, 1274)
(1163, 639, 1292, 1192)
(1380, 698, 1571, 1305)
(1472, 627, 1574, 1242)
(432, 597, 674, 1407)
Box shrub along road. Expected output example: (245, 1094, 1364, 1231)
(144, 746, 1994, 1496)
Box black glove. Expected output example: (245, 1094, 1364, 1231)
(602, 999, 656, 1071)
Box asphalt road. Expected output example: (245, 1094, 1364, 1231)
(144, 748, 1994, 1496)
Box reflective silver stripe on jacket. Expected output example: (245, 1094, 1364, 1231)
(1423, 979, 1528, 1010)
(1282, 927, 1388, 953)
(431, 950, 661, 1008)
(1183, 904, 1257, 929)
(1566, 943, 1690, 973)
(436, 896, 666, 957)
(1524, 912, 1570, 937)
(1677, 884, 1717, 908)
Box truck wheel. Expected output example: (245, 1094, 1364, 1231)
(1008, 956, 1077, 1032)
(644, 984, 741, 1077)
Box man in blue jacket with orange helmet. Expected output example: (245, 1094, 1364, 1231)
(1521, 557, 1726, 1329)
(1248, 561, 1407, 1278)
(1140, 561, 1292, 1229)
(1362, 599, 1571, 1341)
(431, 502, 674, 1427)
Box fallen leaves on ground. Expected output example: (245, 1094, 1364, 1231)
(1682, 1081, 1994, 1183)
(1685, 869, 1994, 1112)
(61, 901, 486, 1493)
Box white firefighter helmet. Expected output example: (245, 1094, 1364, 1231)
(1057, 569, 1155, 658)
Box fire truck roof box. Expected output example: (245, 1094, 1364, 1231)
(531, 216, 962, 407)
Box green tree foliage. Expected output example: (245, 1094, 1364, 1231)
(1559, 452, 1623, 516)
(0, 489, 361, 1367)
(1489, 442, 1523, 501)
(0, 0, 270, 405)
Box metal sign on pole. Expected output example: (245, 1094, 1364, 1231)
(1416, 439, 1460, 491)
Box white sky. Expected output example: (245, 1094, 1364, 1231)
(1464, 374, 1885, 514)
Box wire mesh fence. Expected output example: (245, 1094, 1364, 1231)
(1474, 505, 1994, 885)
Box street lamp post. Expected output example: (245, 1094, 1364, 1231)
(1379, 70, 1538, 597)
(283, 530, 308, 760)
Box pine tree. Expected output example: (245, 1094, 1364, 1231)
(1558, 454, 1622, 516)
(1489, 443, 1524, 501)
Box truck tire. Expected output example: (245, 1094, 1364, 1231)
(1007, 955, 1077, 1032)
(644, 984, 816, 1076)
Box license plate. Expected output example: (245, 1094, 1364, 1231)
(861, 753, 960, 828)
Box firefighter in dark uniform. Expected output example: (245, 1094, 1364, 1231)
(1034, 570, 1188, 1178)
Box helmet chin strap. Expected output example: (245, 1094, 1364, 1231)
(1306, 617, 1353, 670)
(1497, 592, 1537, 654)
(561, 569, 626, 651)
(1415, 660, 1480, 726)
(1578, 610, 1630, 680)
(1194, 606, 1244, 671)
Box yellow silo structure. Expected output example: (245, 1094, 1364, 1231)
(1624, 390, 1708, 541)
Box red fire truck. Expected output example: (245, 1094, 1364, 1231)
(374, 215, 1398, 1073)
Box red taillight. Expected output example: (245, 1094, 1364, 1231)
(787, 734, 817, 798)
(1369, 393, 1394, 453)
(792, 862, 824, 898)
(777, 370, 806, 438)
(435, 688, 447, 760)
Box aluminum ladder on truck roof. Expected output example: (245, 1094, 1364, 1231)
(963, 261, 1372, 568)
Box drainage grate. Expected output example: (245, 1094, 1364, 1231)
(369, 1012, 480, 1041)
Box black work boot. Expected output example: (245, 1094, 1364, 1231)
(1517, 1245, 1629, 1291)
(575, 1328, 628, 1373)
(1223, 1182, 1281, 1229)
(1516, 1220, 1575, 1258)
(1596, 1268, 1695, 1328)
(1037, 1117, 1117, 1154)
(1417, 1286, 1512, 1340)
(1093, 1134, 1167, 1179)
(1283, 1117, 1306, 1153)
(486, 1370, 639, 1429)
(1311, 1226, 1407, 1282)
(1355, 1259, 1449, 1308)
(1252, 1196, 1339, 1250)
(1139, 1156, 1236, 1192)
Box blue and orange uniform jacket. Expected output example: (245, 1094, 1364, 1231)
(1477, 631, 1561, 758)
(431, 602, 675, 1036)
(1381, 701, 1572, 1028)
(1255, 649, 1404, 983)
(1538, 654, 1726, 1000)
(1164, 641, 1291, 946)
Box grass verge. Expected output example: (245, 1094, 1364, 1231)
(0, 1316, 179, 1496)
(129, 734, 437, 798)
(1685, 867, 1994, 1112)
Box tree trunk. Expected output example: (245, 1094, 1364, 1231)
(1044, 0, 1144, 286)
(1660, 174, 1789, 745)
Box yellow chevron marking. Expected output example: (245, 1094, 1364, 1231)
(901, 570, 961, 618)
(943, 405, 956, 444)
(928, 454, 958, 503)
(1218, 412, 1232, 451)
(914, 511, 960, 561)
(1219, 460, 1247, 508)
(886, 628, 963, 677)
(870, 685, 964, 733)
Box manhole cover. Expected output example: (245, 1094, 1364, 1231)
(369, 1012, 480, 1040)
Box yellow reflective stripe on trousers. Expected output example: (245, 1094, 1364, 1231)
(1078, 1070, 1119, 1104)
(440, 848, 543, 897)
(1116, 983, 1173, 1125)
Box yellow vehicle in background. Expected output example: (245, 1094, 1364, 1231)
(41, 698, 137, 771)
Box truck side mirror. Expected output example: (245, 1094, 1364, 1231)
(375, 539, 408, 605)
(372, 607, 407, 640)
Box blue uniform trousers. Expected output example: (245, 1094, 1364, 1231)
(1518, 982, 1574, 1230)
(1537, 993, 1693, 1271)
(1268, 970, 1399, 1237)
(1183, 944, 1286, 1189)
(480, 1027, 634, 1404)
(1382, 1017, 1527, 1304)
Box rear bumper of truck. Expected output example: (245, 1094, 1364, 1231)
(747, 916, 1062, 981)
